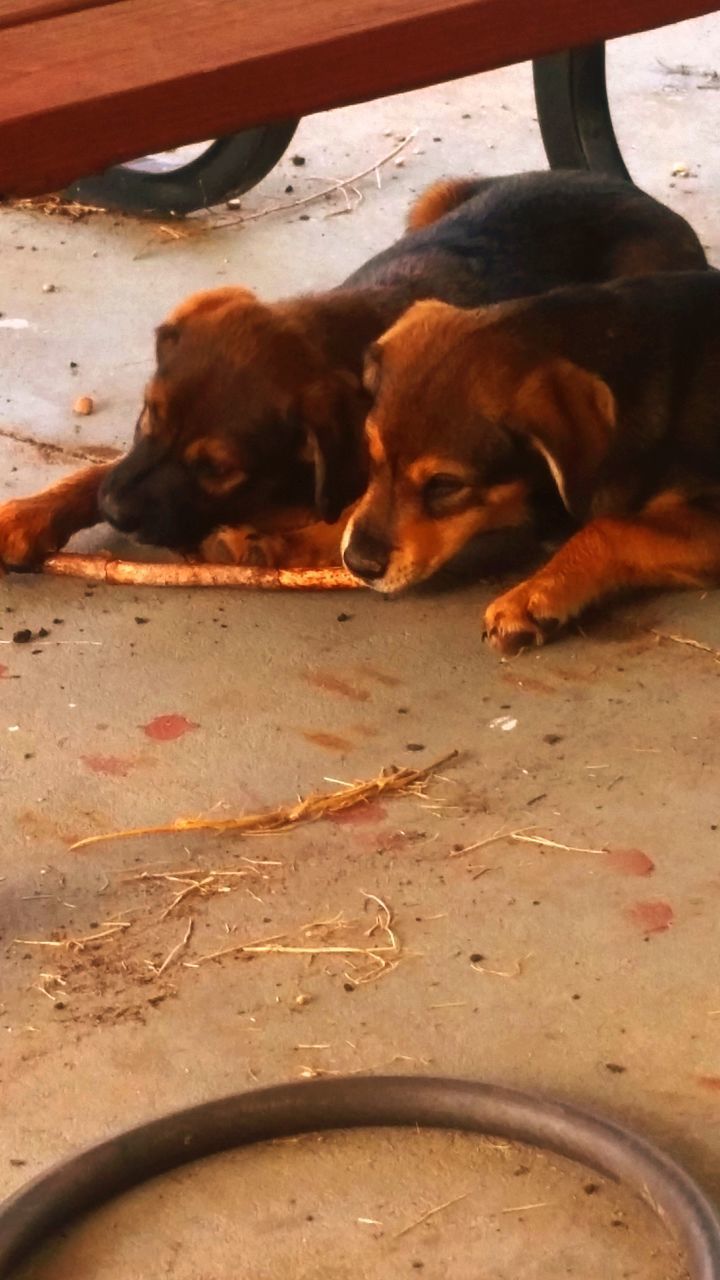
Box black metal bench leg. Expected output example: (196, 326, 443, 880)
(532, 43, 632, 182)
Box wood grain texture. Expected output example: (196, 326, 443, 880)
(0, 0, 716, 196)
(0, 0, 121, 34)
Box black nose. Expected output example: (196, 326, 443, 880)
(98, 485, 141, 533)
(343, 529, 390, 581)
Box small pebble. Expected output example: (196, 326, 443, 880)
(73, 395, 94, 416)
(42, 282, 56, 293)
(12, 629, 33, 644)
(291, 154, 306, 166)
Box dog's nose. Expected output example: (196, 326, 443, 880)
(98, 488, 140, 533)
(343, 530, 390, 582)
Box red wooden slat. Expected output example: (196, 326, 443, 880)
(0, 0, 123, 35)
(0, 0, 716, 197)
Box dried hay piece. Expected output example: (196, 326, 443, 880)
(71, 752, 457, 851)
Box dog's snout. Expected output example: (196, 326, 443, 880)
(343, 528, 391, 582)
(98, 480, 141, 533)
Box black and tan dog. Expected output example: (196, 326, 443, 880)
(342, 269, 720, 651)
(0, 171, 707, 570)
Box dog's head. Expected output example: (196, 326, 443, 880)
(99, 288, 369, 549)
(342, 299, 616, 592)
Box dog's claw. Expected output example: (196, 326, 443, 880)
(484, 580, 569, 655)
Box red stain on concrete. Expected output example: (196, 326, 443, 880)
(328, 802, 388, 826)
(626, 900, 674, 934)
(142, 714, 199, 742)
(301, 731, 354, 752)
(606, 847, 655, 877)
(82, 754, 136, 778)
(304, 670, 370, 702)
(355, 663, 402, 688)
(0, 664, 7, 678)
(697, 1075, 720, 1093)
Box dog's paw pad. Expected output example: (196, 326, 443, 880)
(484, 582, 566, 655)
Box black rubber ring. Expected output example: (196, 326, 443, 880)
(1, 1076, 719, 1276)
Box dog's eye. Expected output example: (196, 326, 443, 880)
(424, 474, 467, 498)
(423, 474, 471, 515)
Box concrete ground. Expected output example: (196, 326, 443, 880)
(1, 14, 719, 1278)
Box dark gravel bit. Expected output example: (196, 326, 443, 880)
(605, 1062, 626, 1074)
(336, 612, 352, 623)
(12, 629, 33, 644)
(291, 154, 306, 166)
(543, 733, 563, 745)
(134, 616, 149, 625)
(405, 743, 425, 752)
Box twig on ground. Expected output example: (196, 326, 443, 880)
(511, 833, 607, 856)
(207, 131, 418, 231)
(70, 751, 457, 851)
(394, 1192, 469, 1239)
(152, 918, 194, 976)
(651, 629, 720, 663)
(196, 892, 403, 986)
(42, 554, 363, 590)
(471, 954, 531, 978)
(449, 826, 536, 858)
(14, 922, 131, 951)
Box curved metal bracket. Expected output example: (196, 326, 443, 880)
(533, 44, 631, 182)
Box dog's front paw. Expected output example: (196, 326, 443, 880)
(0, 496, 62, 569)
(200, 526, 287, 568)
(484, 579, 567, 655)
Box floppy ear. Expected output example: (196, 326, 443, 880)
(300, 371, 370, 523)
(514, 359, 616, 517)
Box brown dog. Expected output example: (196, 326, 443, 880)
(342, 270, 720, 651)
(0, 171, 707, 570)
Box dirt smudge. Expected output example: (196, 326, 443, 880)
(81, 754, 137, 778)
(626, 900, 674, 934)
(328, 802, 388, 826)
(355, 663, 402, 688)
(697, 1075, 720, 1093)
(301, 731, 354, 752)
(304, 670, 370, 702)
(606, 848, 655, 877)
(503, 673, 557, 696)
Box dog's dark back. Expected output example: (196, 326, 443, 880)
(344, 171, 707, 307)
(499, 269, 720, 500)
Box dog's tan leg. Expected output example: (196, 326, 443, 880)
(485, 492, 720, 654)
(202, 517, 346, 569)
(0, 463, 112, 569)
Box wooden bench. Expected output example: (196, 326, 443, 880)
(0, 0, 717, 208)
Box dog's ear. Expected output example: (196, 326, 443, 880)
(514, 359, 616, 517)
(300, 371, 370, 523)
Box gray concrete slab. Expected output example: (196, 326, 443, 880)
(1, 14, 719, 1278)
